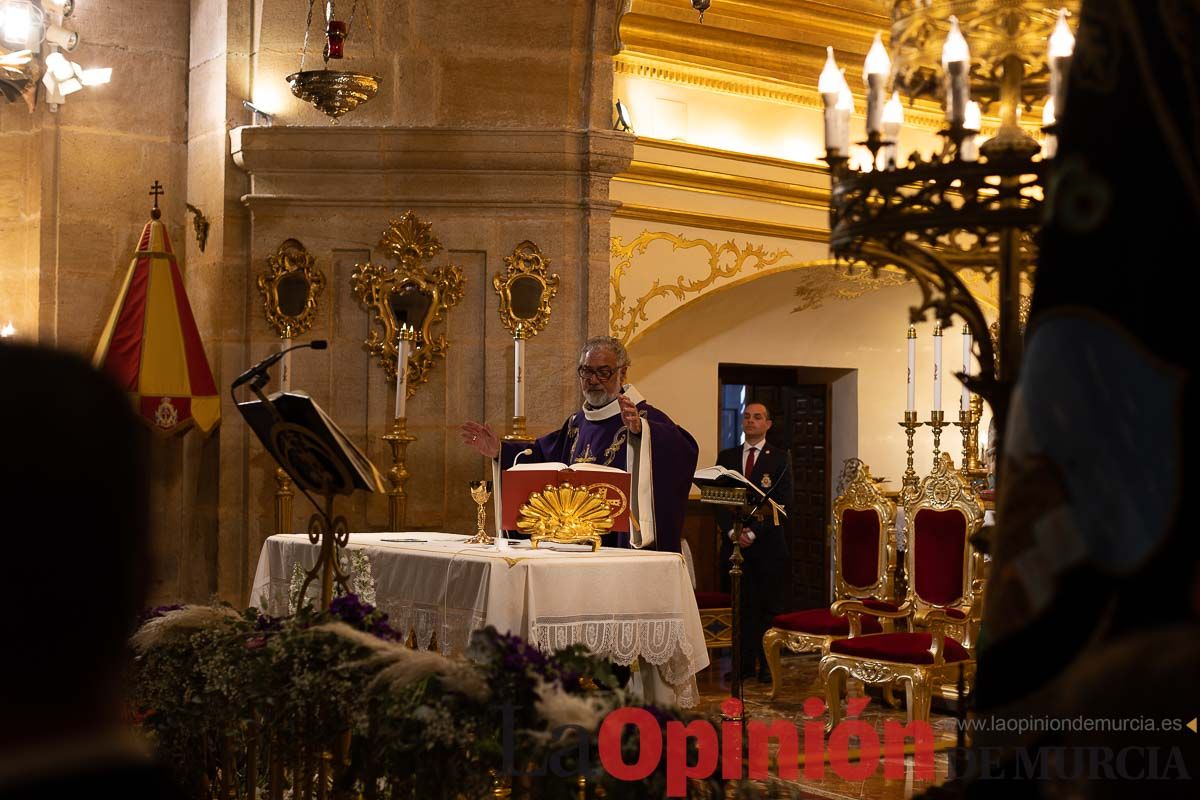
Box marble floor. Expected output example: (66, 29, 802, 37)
(691, 651, 961, 799)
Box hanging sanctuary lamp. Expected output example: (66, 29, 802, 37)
(287, 0, 380, 120)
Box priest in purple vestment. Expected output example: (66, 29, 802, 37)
(461, 336, 699, 553)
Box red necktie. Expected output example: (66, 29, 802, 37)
(744, 446, 757, 478)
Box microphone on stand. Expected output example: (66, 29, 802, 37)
(511, 448, 534, 467)
(232, 340, 328, 390)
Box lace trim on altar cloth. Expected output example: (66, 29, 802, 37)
(374, 599, 486, 656)
(529, 613, 700, 707)
(254, 575, 486, 655)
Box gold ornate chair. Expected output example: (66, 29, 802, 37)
(819, 453, 985, 726)
(762, 462, 898, 699)
(695, 591, 733, 657)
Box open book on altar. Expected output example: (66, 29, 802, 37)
(501, 462, 632, 531)
(237, 390, 385, 495)
(692, 465, 788, 518)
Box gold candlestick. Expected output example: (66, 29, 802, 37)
(899, 411, 921, 497)
(274, 466, 294, 535)
(503, 416, 530, 441)
(463, 480, 494, 545)
(954, 394, 985, 477)
(383, 417, 416, 531)
(927, 410, 948, 461)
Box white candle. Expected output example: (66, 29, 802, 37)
(932, 322, 943, 411)
(882, 91, 903, 168)
(906, 325, 916, 412)
(394, 326, 409, 419)
(281, 337, 292, 393)
(514, 338, 525, 418)
(942, 16, 970, 127)
(961, 325, 972, 412)
(819, 47, 842, 154)
(834, 82, 853, 155)
(864, 32, 891, 138)
(1042, 96, 1058, 158)
(1048, 9, 1074, 118)
(961, 100, 981, 162)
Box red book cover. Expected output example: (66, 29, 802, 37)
(501, 464, 632, 531)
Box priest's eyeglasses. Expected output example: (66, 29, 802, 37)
(577, 366, 617, 381)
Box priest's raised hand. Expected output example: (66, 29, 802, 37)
(460, 420, 500, 459)
(617, 393, 642, 435)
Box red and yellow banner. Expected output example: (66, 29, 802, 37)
(93, 217, 219, 435)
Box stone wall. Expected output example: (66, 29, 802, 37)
(1, 0, 631, 605)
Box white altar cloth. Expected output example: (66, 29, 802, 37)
(250, 532, 709, 707)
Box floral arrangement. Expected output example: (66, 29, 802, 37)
(128, 596, 720, 799)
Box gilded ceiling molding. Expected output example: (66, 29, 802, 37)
(615, 53, 950, 132)
(616, 160, 830, 211)
(637, 137, 830, 175)
(610, 230, 791, 344)
(612, 202, 827, 243)
(615, 54, 819, 109)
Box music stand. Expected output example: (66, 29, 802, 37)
(693, 467, 788, 720)
(237, 380, 384, 610)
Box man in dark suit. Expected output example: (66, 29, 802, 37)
(715, 402, 792, 683)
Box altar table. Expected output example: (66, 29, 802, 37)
(250, 532, 710, 707)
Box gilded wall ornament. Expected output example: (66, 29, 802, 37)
(610, 230, 790, 344)
(493, 241, 560, 340)
(350, 212, 465, 391)
(792, 263, 910, 313)
(257, 238, 327, 339)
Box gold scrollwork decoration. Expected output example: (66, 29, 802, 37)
(493, 241, 560, 340)
(350, 212, 466, 391)
(793, 263, 910, 313)
(609, 231, 790, 344)
(257, 239, 327, 339)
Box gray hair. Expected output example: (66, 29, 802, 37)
(577, 336, 630, 368)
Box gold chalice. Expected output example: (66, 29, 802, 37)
(463, 480, 494, 545)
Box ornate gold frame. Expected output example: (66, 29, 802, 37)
(762, 462, 898, 699)
(257, 239, 327, 339)
(818, 454, 986, 727)
(350, 212, 466, 388)
(493, 240, 560, 340)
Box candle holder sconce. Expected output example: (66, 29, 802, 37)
(257, 238, 327, 534)
(493, 241, 559, 440)
(351, 212, 465, 529)
(899, 411, 921, 500)
(927, 410, 948, 462)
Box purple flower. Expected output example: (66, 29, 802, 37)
(139, 604, 183, 625)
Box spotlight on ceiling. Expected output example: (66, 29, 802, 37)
(44, 21, 76, 50)
(243, 99, 274, 127)
(2, 1, 36, 46)
(614, 99, 634, 134)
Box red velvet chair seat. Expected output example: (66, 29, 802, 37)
(829, 632, 970, 664)
(772, 599, 898, 635)
(694, 591, 731, 609)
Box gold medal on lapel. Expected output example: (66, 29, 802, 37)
(761, 474, 772, 489)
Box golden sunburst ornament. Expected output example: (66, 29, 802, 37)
(516, 483, 615, 551)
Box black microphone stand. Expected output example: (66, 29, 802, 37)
(233, 355, 354, 610)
